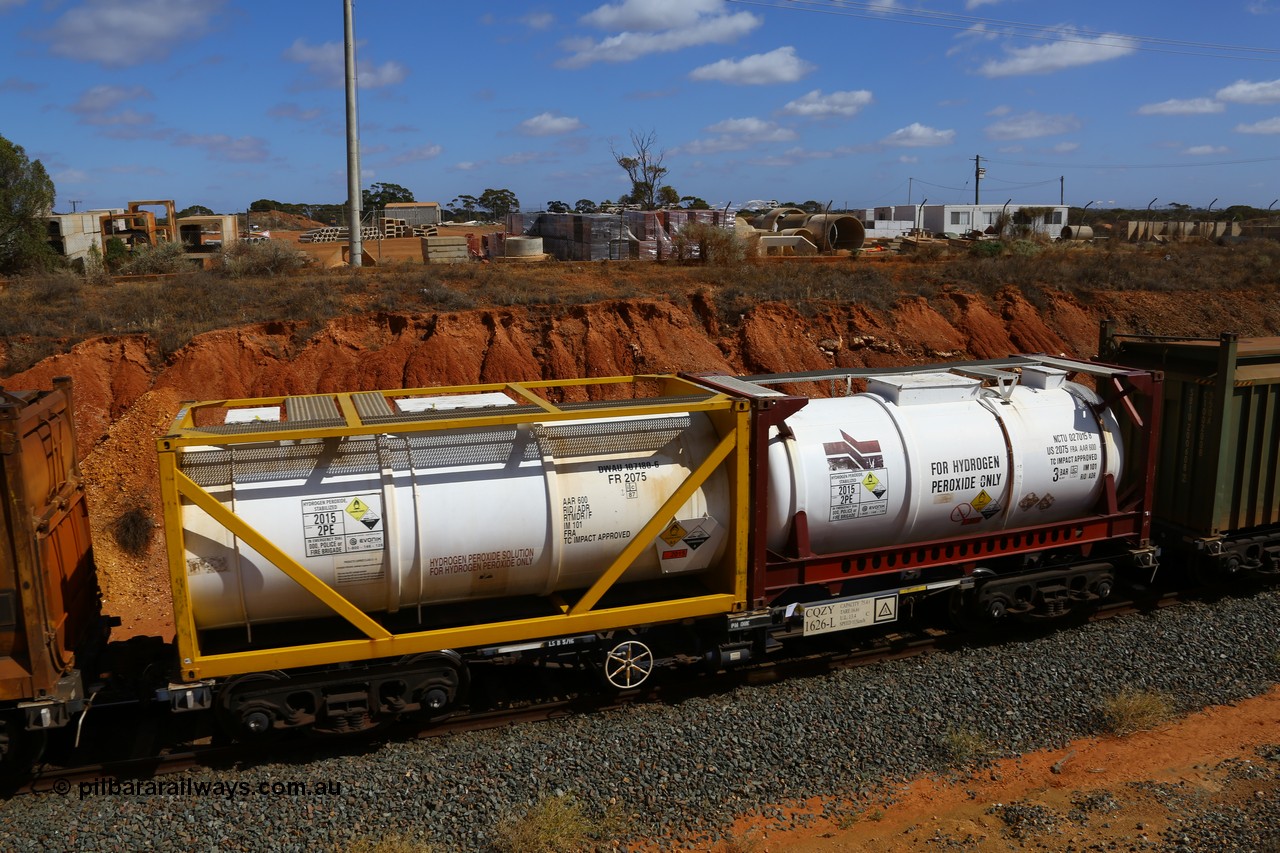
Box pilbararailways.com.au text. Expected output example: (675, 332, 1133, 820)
(69, 777, 342, 800)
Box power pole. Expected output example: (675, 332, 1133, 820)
(69, 200, 81, 213)
(1060, 176, 1064, 205)
(344, 0, 363, 268)
(973, 155, 984, 205)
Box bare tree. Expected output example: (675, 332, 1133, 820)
(611, 129, 668, 212)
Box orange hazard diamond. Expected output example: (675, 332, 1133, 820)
(660, 521, 687, 546)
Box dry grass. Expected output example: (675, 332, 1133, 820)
(1099, 689, 1176, 736)
(491, 794, 598, 853)
(2, 239, 1278, 375)
(941, 725, 993, 764)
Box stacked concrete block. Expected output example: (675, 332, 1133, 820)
(421, 235, 470, 264)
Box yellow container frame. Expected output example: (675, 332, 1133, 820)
(158, 375, 752, 681)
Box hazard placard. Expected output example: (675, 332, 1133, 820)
(660, 520, 687, 546)
(970, 489, 992, 511)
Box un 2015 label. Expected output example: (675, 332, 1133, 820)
(802, 594, 898, 636)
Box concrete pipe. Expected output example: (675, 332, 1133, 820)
(777, 213, 810, 231)
(754, 207, 806, 232)
(780, 227, 818, 244)
(804, 214, 866, 252)
(505, 236, 544, 257)
(1060, 225, 1093, 241)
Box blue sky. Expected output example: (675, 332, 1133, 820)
(3, 0, 1279, 215)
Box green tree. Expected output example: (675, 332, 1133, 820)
(0, 134, 57, 274)
(574, 198, 597, 214)
(178, 205, 215, 217)
(478, 188, 519, 221)
(546, 200, 570, 213)
(611, 129, 668, 211)
(450, 194, 479, 221)
(680, 195, 710, 210)
(362, 181, 415, 210)
(656, 185, 680, 208)
(249, 199, 282, 212)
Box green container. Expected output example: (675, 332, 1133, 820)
(1101, 323, 1280, 549)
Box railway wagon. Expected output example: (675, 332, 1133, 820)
(1100, 323, 1280, 579)
(0, 381, 100, 764)
(2, 352, 1162, 758)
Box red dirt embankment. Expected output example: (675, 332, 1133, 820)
(4, 286, 1278, 637)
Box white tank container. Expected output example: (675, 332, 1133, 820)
(182, 412, 729, 630)
(765, 366, 1123, 554)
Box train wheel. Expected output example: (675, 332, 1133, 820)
(603, 640, 654, 690)
(0, 715, 44, 792)
(216, 672, 287, 740)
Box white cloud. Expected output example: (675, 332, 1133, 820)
(985, 111, 1080, 140)
(499, 151, 557, 166)
(948, 23, 998, 57)
(881, 123, 955, 147)
(1051, 141, 1080, 153)
(1184, 145, 1229, 155)
(70, 84, 150, 114)
(284, 40, 408, 89)
(559, 7, 758, 67)
(1137, 97, 1225, 116)
(705, 117, 797, 141)
(689, 46, 815, 85)
(521, 12, 554, 30)
(0, 76, 40, 93)
(1, 0, 28, 11)
(391, 144, 443, 165)
(967, 0, 1003, 6)
(519, 112, 585, 136)
(681, 117, 797, 155)
(979, 30, 1136, 77)
(986, 104, 1012, 117)
(1216, 78, 1280, 104)
(269, 103, 323, 122)
(452, 162, 481, 171)
(781, 89, 873, 118)
(1235, 116, 1280, 134)
(42, 0, 226, 67)
(898, 155, 918, 163)
(582, 0, 729, 31)
(53, 169, 90, 190)
(174, 134, 269, 163)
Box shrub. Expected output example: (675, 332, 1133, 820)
(118, 241, 192, 276)
(491, 794, 595, 853)
(222, 239, 308, 278)
(1099, 689, 1175, 736)
(112, 503, 154, 555)
(343, 835, 431, 853)
(941, 725, 992, 764)
(673, 221, 747, 265)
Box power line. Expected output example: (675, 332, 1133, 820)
(985, 154, 1280, 170)
(726, 0, 1280, 62)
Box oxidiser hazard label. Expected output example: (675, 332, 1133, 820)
(302, 494, 384, 558)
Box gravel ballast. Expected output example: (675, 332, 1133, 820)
(3, 589, 1278, 851)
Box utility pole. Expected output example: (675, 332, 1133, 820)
(973, 155, 984, 205)
(344, 0, 363, 268)
(1059, 176, 1064, 205)
(69, 200, 81, 213)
